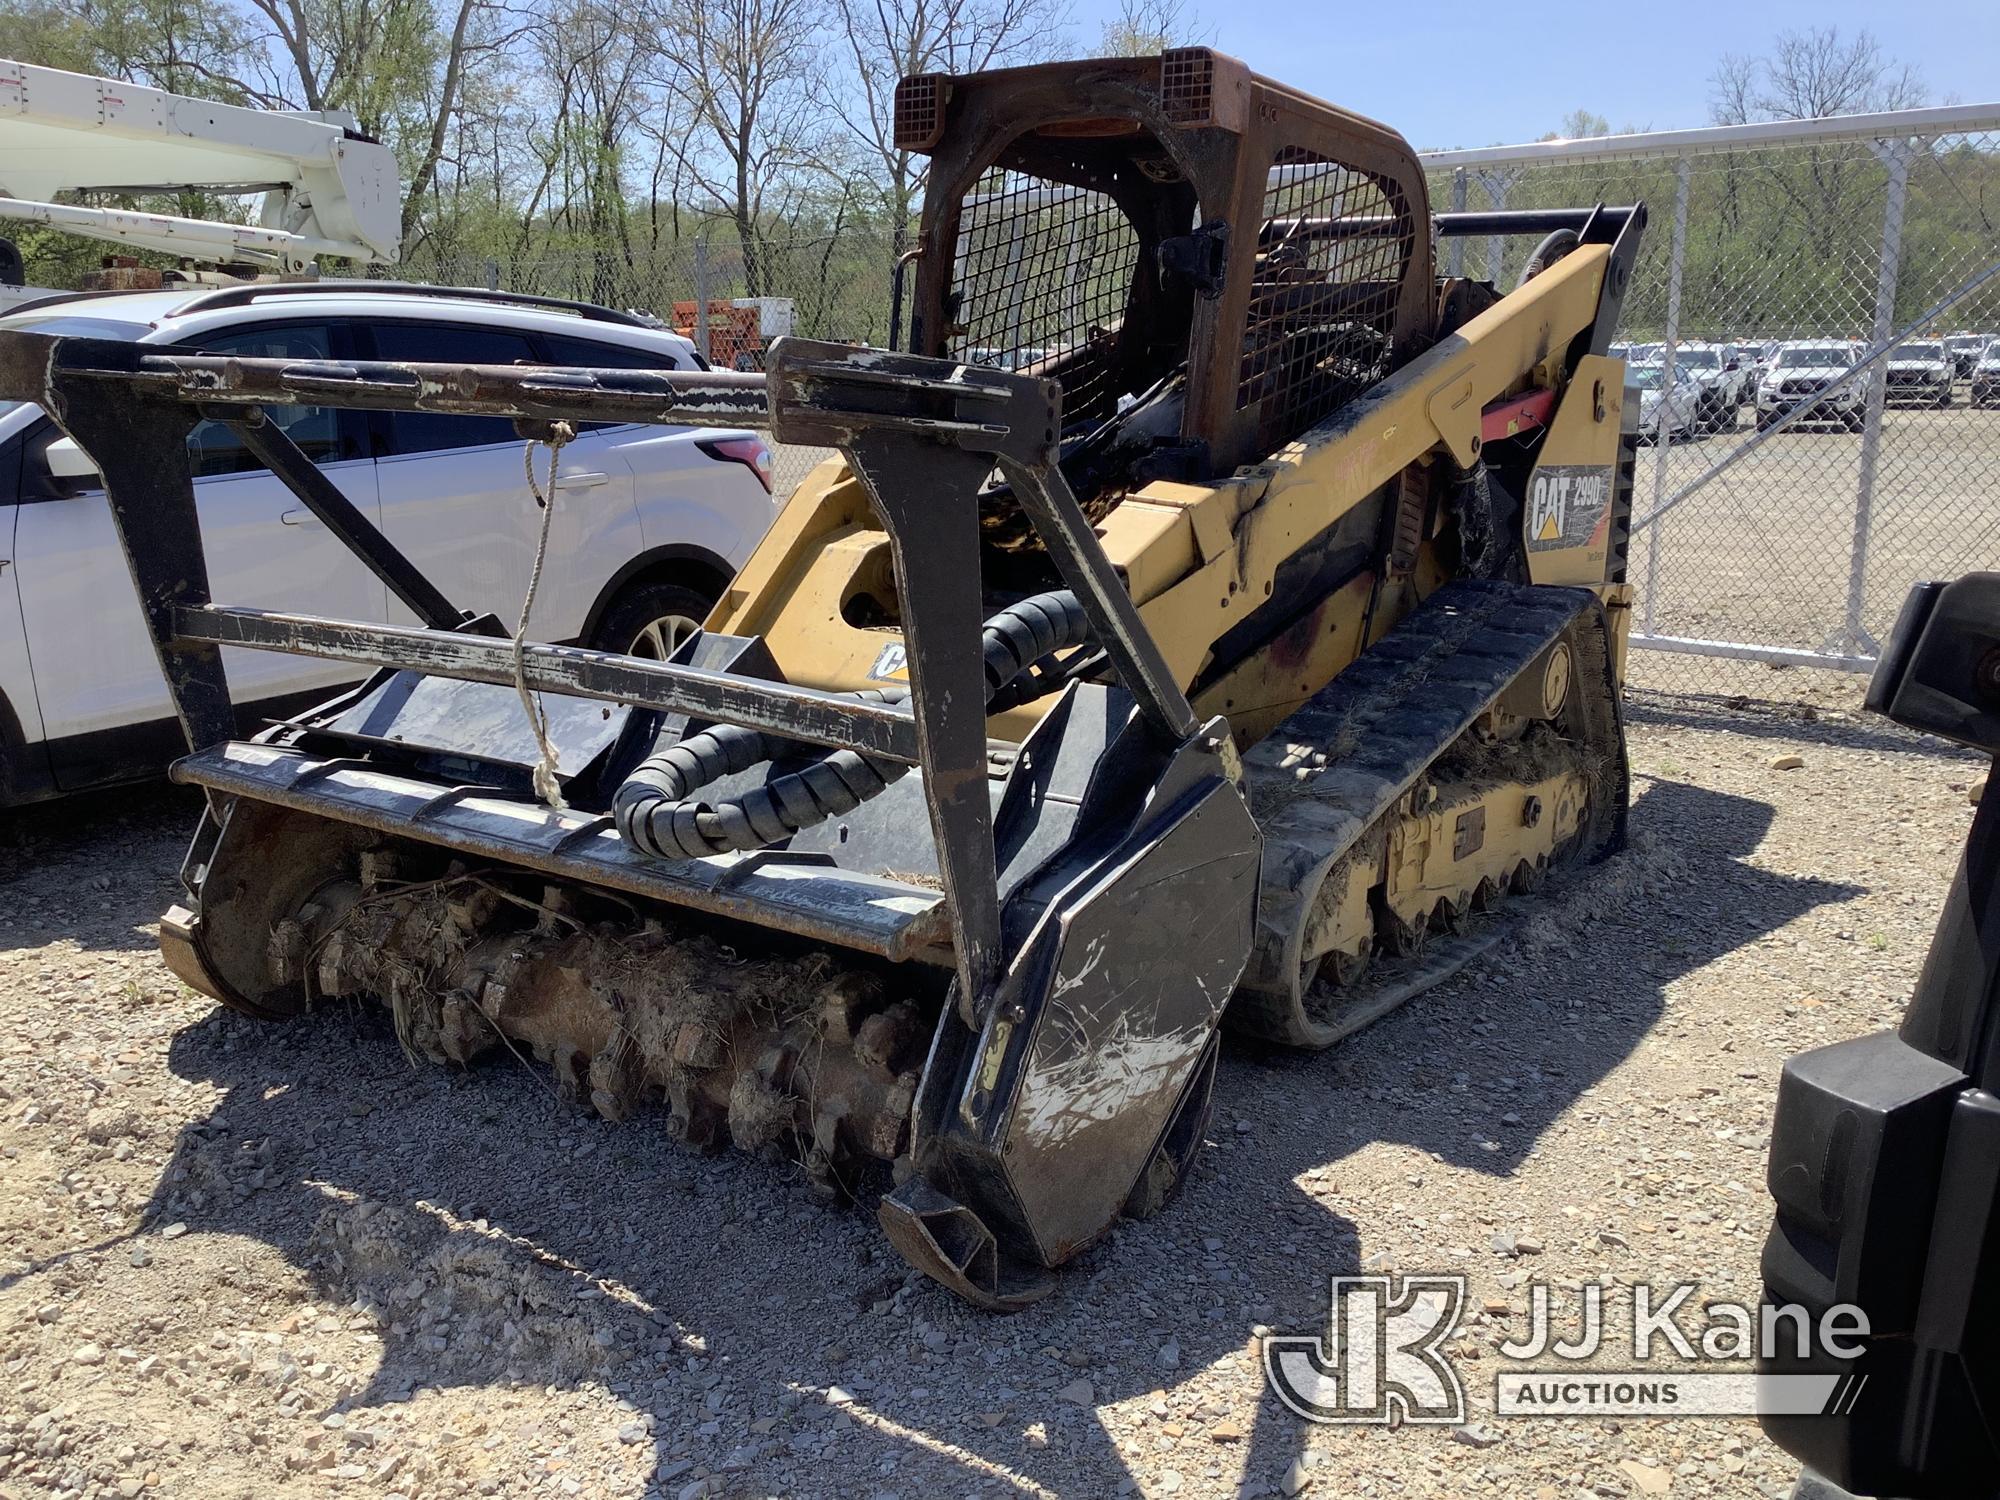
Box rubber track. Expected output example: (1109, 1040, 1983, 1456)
(1230, 579, 1619, 1047)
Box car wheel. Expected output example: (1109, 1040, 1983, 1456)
(1844, 410, 1865, 433)
(1756, 412, 1774, 432)
(1937, 389, 1953, 409)
(589, 579, 718, 660)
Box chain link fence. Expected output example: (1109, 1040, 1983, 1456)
(404, 106, 2000, 703)
(1424, 107, 2000, 699)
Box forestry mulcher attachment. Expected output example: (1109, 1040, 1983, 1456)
(1, 50, 1643, 1308)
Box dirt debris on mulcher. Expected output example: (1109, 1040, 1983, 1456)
(292, 862, 930, 1194)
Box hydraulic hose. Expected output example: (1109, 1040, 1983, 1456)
(614, 591, 1091, 862)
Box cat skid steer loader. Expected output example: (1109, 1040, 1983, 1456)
(0, 50, 1645, 1307)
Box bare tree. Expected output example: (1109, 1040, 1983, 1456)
(398, 0, 496, 244)
(825, 0, 1069, 234)
(1547, 110, 1612, 142)
(648, 0, 825, 296)
(628, 61, 696, 257)
(1708, 28, 1929, 261)
(541, 0, 653, 296)
(231, 0, 509, 245)
(1097, 0, 1207, 57)
(1710, 26, 1925, 125)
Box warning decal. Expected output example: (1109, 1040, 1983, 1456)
(1525, 465, 1614, 552)
(868, 642, 910, 682)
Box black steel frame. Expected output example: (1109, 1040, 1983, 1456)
(0, 330, 1199, 1028)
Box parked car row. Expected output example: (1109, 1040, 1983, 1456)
(0, 281, 784, 808)
(1613, 332, 2000, 434)
(1610, 340, 1755, 436)
(1970, 340, 2000, 408)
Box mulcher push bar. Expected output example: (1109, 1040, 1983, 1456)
(0, 329, 1199, 1029)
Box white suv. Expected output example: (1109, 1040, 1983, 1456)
(0, 282, 783, 807)
(1671, 343, 1752, 432)
(1755, 341, 1863, 432)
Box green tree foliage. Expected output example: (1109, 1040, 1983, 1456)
(1434, 29, 1998, 341)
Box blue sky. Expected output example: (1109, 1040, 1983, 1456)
(1067, 0, 2000, 150)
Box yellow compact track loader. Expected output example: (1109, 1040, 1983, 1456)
(0, 50, 1644, 1307)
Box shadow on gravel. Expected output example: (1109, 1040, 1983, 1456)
(103, 772, 1858, 1497)
(0, 780, 200, 955)
(1626, 694, 1985, 761)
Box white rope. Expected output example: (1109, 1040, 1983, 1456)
(515, 421, 574, 810)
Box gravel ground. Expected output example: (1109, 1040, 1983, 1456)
(0, 699, 1984, 1500)
(1632, 399, 2000, 665)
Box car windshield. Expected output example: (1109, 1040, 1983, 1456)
(1677, 349, 1720, 368)
(1629, 366, 1667, 390)
(1894, 343, 1944, 360)
(1779, 347, 1850, 368)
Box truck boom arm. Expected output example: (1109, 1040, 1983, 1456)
(0, 58, 400, 270)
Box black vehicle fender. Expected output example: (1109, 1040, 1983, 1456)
(577, 543, 735, 648)
(0, 684, 58, 808)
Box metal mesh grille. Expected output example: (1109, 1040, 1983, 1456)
(1160, 48, 1214, 126)
(893, 74, 944, 151)
(948, 171, 1140, 423)
(1240, 151, 1412, 444)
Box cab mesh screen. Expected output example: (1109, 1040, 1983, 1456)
(948, 170, 1140, 425)
(1240, 150, 1414, 445)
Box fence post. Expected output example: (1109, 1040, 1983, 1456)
(692, 236, 712, 365)
(483, 259, 499, 292)
(1831, 136, 1912, 658)
(1642, 155, 1691, 639)
(1476, 169, 1515, 282)
(1448, 168, 1467, 278)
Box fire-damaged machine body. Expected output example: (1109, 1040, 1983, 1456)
(1, 50, 1644, 1306)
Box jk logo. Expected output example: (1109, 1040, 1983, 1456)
(1263, 1275, 1468, 1424)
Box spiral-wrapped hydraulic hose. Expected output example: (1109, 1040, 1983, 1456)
(614, 591, 1090, 862)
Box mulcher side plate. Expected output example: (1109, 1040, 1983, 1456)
(884, 689, 1260, 1307)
